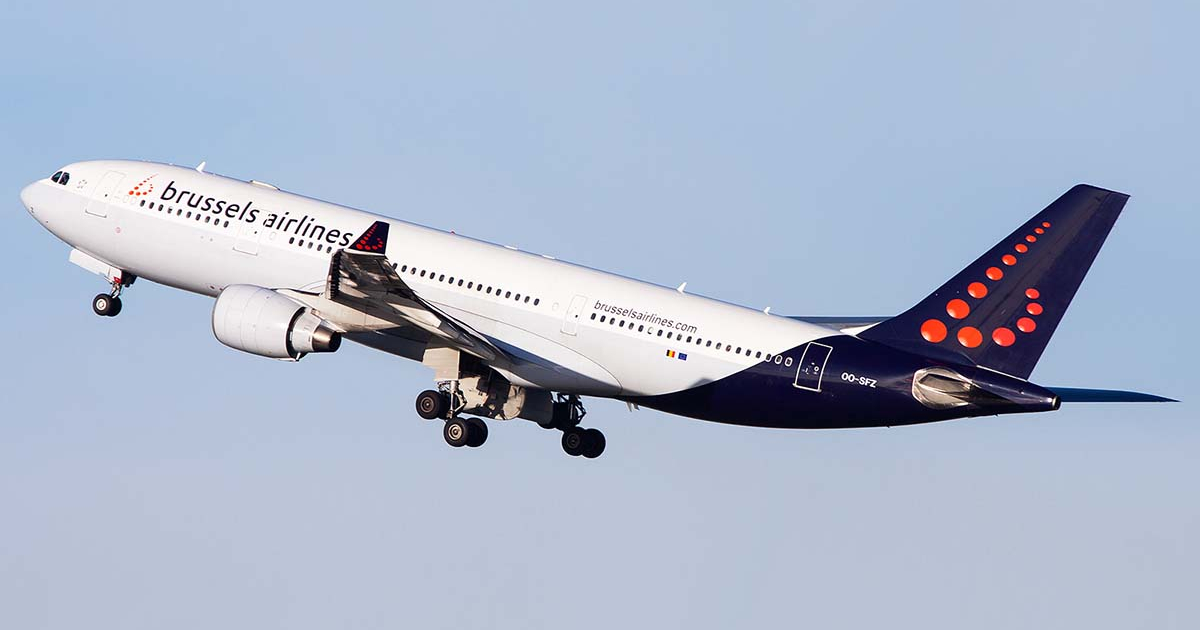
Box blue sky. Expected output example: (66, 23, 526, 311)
(2, 2, 1196, 628)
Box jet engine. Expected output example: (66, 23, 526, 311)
(212, 284, 341, 360)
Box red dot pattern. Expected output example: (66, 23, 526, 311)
(919, 219, 1052, 348)
(958, 327, 983, 348)
(946, 299, 970, 319)
(921, 319, 947, 342)
(127, 174, 157, 197)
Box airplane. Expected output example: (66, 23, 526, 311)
(20, 160, 1174, 458)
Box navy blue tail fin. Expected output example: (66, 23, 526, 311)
(860, 184, 1129, 379)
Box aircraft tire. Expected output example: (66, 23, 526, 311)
(581, 428, 605, 459)
(444, 417, 470, 447)
(416, 390, 447, 420)
(465, 417, 488, 447)
(561, 428, 585, 457)
(92, 293, 115, 317)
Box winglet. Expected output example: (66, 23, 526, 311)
(348, 221, 390, 254)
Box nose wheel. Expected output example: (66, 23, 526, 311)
(92, 273, 135, 318)
(92, 293, 122, 317)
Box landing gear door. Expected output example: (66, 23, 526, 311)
(233, 222, 262, 255)
(561, 295, 587, 335)
(85, 171, 125, 218)
(793, 342, 833, 392)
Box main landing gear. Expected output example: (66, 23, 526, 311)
(412, 388, 606, 458)
(541, 394, 605, 459)
(92, 274, 135, 318)
(415, 388, 489, 449)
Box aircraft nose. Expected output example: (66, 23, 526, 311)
(20, 182, 36, 213)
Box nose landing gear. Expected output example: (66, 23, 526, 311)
(91, 273, 135, 318)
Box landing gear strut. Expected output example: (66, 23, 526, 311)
(549, 394, 605, 459)
(92, 274, 134, 318)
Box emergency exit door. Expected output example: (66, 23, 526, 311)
(85, 171, 124, 218)
(561, 295, 587, 335)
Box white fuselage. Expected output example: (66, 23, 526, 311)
(22, 160, 836, 398)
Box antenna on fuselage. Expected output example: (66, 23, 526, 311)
(763, 306, 772, 315)
(676, 282, 687, 294)
(195, 160, 206, 173)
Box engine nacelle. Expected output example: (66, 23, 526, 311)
(212, 285, 341, 360)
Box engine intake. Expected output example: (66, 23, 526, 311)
(212, 285, 341, 360)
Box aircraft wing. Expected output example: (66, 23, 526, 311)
(324, 222, 506, 362)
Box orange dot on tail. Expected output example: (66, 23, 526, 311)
(921, 319, 947, 343)
(1017, 317, 1037, 333)
(946, 299, 970, 319)
(1026, 288, 1040, 299)
(992, 327, 1015, 346)
(986, 267, 1003, 281)
(1042, 221, 1051, 228)
(1035, 227, 1045, 234)
(1026, 234, 1037, 242)
(957, 327, 983, 348)
(1027, 302, 1044, 315)
(1002, 254, 1017, 266)
(967, 282, 988, 298)
(1015, 243, 1028, 253)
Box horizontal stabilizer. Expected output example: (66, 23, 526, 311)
(1050, 387, 1177, 403)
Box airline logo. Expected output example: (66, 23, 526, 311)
(127, 174, 157, 197)
(349, 221, 389, 253)
(919, 220, 1052, 349)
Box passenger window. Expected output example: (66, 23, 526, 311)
(600, 316, 606, 323)
(774, 355, 782, 364)
(716, 343, 722, 350)
(657, 330, 664, 337)
(637, 325, 644, 332)
(534, 298, 540, 306)
(785, 357, 793, 367)
(706, 340, 712, 347)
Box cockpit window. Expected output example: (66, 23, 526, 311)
(51, 171, 63, 183)
(59, 172, 69, 185)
